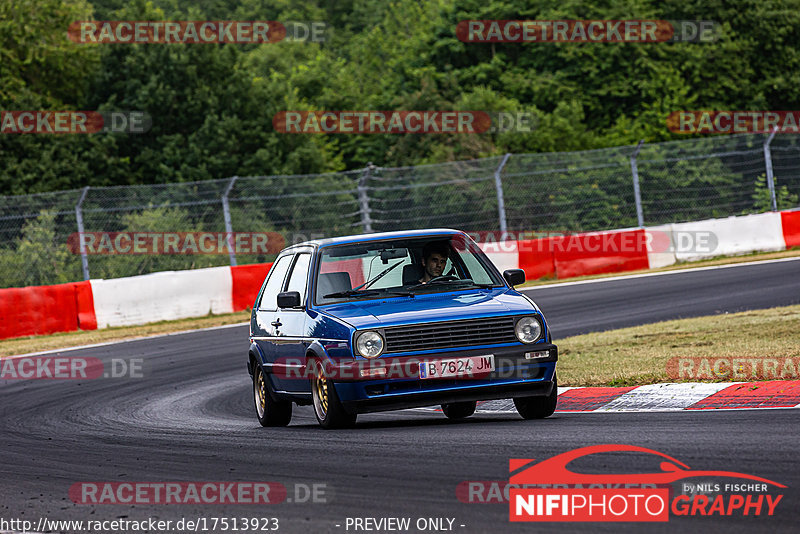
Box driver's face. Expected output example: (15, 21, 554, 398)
(423, 252, 447, 280)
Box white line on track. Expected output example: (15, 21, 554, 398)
(522, 255, 800, 291)
(2, 321, 249, 360)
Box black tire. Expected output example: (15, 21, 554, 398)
(253, 364, 292, 427)
(311, 362, 357, 429)
(441, 401, 477, 419)
(514, 374, 558, 420)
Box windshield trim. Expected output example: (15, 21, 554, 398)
(311, 235, 507, 307)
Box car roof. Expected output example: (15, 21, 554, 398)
(280, 228, 466, 253)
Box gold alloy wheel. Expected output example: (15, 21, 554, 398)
(255, 368, 266, 419)
(314, 366, 329, 418)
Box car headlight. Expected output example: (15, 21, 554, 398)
(355, 331, 384, 359)
(515, 316, 542, 344)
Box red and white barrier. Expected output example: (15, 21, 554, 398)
(0, 281, 95, 339)
(90, 266, 234, 328)
(490, 228, 650, 280)
(781, 209, 800, 249)
(479, 244, 519, 274)
(1, 209, 799, 340)
(231, 263, 272, 313)
(644, 224, 677, 269)
(668, 212, 785, 262)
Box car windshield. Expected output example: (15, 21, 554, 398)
(314, 235, 504, 305)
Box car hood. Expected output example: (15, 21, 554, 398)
(318, 288, 537, 330)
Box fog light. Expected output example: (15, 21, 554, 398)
(525, 350, 549, 359)
(360, 367, 387, 378)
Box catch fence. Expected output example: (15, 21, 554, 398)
(1, 132, 798, 287)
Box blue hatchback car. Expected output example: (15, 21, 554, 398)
(247, 229, 558, 429)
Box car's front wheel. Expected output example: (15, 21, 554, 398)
(441, 401, 476, 419)
(311, 363, 356, 429)
(514, 374, 558, 420)
(253, 364, 292, 427)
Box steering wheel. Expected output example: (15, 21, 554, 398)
(427, 275, 459, 283)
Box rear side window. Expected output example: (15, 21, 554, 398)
(285, 253, 311, 303)
(258, 255, 292, 310)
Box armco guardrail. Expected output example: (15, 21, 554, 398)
(1, 209, 798, 341)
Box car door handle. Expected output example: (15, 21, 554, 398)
(271, 319, 282, 328)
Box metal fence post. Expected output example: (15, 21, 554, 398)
(75, 186, 90, 280)
(358, 163, 374, 233)
(494, 153, 511, 235)
(630, 140, 645, 227)
(222, 176, 238, 266)
(763, 127, 778, 212)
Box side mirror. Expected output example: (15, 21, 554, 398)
(277, 291, 302, 308)
(503, 269, 525, 287)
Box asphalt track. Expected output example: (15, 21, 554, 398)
(1, 258, 799, 534)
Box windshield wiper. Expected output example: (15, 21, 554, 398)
(322, 289, 382, 299)
(407, 279, 496, 291)
(322, 289, 415, 299)
(353, 259, 405, 291)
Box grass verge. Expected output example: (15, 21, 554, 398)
(0, 311, 250, 358)
(557, 305, 800, 387)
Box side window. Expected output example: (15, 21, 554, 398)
(457, 247, 495, 285)
(258, 255, 293, 310)
(285, 253, 311, 303)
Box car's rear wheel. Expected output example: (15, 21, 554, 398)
(441, 401, 476, 419)
(514, 374, 558, 420)
(311, 363, 356, 429)
(253, 364, 292, 427)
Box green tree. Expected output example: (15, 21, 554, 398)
(751, 174, 799, 213)
(0, 0, 101, 195)
(0, 211, 79, 287)
(92, 206, 224, 278)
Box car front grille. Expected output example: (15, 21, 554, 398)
(383, 316, 519, 354)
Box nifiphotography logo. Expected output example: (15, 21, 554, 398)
(508, 444, 785, 522)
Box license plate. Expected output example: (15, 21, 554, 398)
(419, 354, 495, 379)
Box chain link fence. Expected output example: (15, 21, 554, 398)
(2, 133, 799, 288)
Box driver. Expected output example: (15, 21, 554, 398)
(418, 241, 450, 283)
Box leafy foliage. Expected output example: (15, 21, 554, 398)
(2, 0, 800, 286)
(4, 0, 800, 195)
(0, 211, 80, 287)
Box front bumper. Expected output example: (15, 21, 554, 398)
(332, 343, 557, 414)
